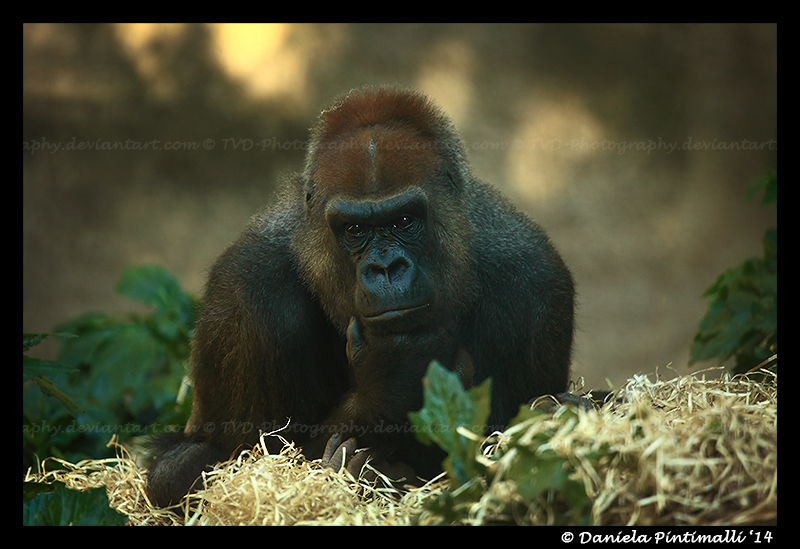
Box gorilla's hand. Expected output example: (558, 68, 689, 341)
(346, 316, 474, 390)
(322, 432, 418, 486)
(322, 433, 368, 476)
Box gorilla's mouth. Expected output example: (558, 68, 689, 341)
(363, 303, 430, 325)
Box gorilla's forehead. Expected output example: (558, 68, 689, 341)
(312, 127, 440, 199)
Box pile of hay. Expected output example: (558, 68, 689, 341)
(477, 367, 777, 525)
(600, 368, 777, 525)
(25, 435, 445, 526)
(25, 441, 180, 526)
(25, 368, 776, 525)
(177, 438, 444, 525)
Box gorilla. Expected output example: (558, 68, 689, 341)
(146, 87, 575, 508)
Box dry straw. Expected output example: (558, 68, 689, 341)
(25, 367, 776, 525)
(584, 367, 777, 526)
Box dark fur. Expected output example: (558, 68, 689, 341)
(146, 87, 574, 508)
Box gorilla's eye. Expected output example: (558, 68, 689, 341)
(394, 215, 414, 229)
(341, 223, 370, 250)
(345, 223, 367, 237)
(392, 215, 423, 239)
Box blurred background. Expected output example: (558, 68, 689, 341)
(23, 23, 777, 391)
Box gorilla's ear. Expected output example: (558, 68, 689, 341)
(304, 178, 314, 206)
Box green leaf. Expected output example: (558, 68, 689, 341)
(23, 332, 76, 353)
(23, 356, 79, 381)
(23, 481, 127, 526)
(409, 361, 491, 487)
(29, 375, 84, 415)
(116, 265, 197, 345)
(24, 333, 83, 414)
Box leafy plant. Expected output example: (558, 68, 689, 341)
(690, 172, 777, 374)
(410, 362, 593, 525)
(23, 481, 127, 526)
(24, 333, 82, 415)
(23, 265, 196, 470)
(492, 406, 592, 522)
(409, 361, 491, 487)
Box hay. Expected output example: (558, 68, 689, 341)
(178, 437, 444, 525)
(476, 367, 777, 525)
(25, 368, 776, 525)
(24, 438, 184, 526)
(24, 434, 445, 526)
